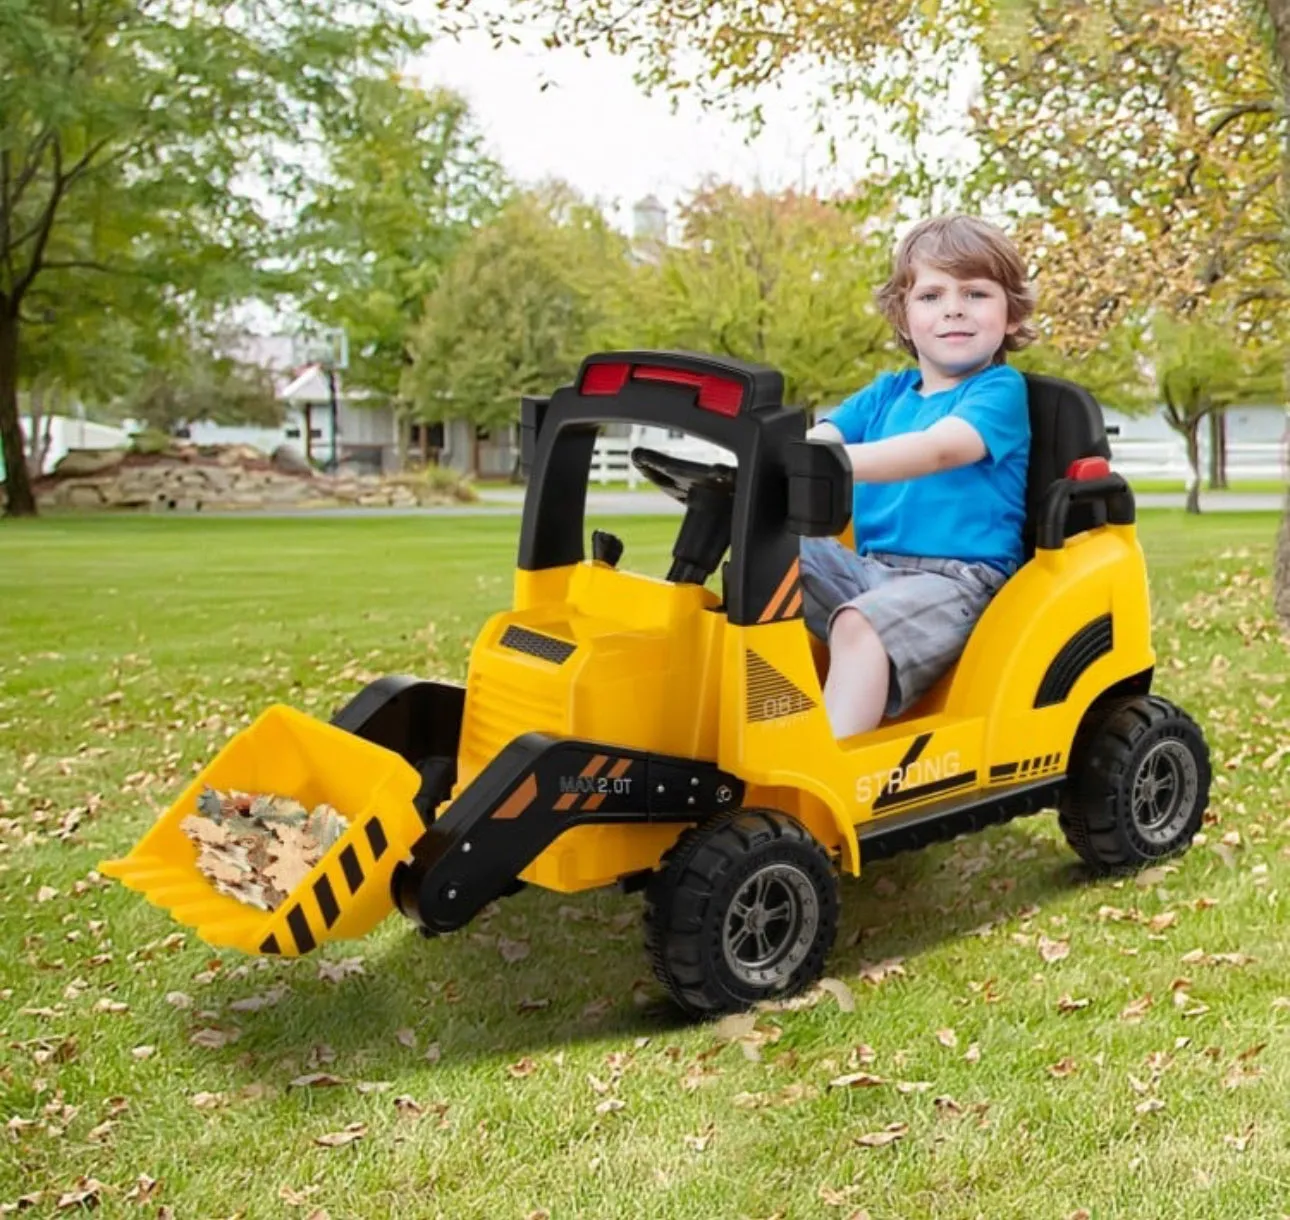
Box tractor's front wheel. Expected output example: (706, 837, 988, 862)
(1059, 695, 1211, 872)
(644, 809, 838, 1018)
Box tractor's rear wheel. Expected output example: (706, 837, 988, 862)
(644, 809, 838, 1018)
(1059, 695, 1211, 872)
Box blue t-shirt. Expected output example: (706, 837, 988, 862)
(824, 364, 1030, 574)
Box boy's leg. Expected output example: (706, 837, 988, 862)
(823, 608, 890, 740)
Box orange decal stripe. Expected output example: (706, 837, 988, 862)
(780, 587, 803, 619)
(553, 792, 578, 812)
(493, 774, 539, 820)
(758, 559, 801, 623)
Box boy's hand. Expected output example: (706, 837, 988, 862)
(844, 417, 987, 483)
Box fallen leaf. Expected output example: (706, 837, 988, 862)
(190, 1092, 225, 1109)
(424, 1042, 442, 1065)
(278, 1185, 320, 1206)
(855, 1122, 908, 1148)
(55, 1179, 104, 1210)
(290, 1073, 346, 1089)
(1135, 1098, 1166, 1114)
(1047, 1057, 1078, 1078)
(1057, 995, 1091, 1013)
(1119, 995, 1153, 1023)
(36, 887, 58, 903)
(189, 1027, 238, 1050)
(164, 992, 191, 1009)
(1136, 867, 1169, 889)
(964, 1044, 981, 1064)
(317, 957, 365, 984)
(130, 1046, 155, 1061)
(313, 1122, 367, 1148)
(498, 937, 530, 964)
(936, 1028, 958, 1048)
(715, 1013, 757, 1041)
(1224, 1125, 1255, 1152)
(683, 1126, 713, 1152)
(829, 1072, 886, 1089)
(507, 1057, 537, 1079)
(393, 1096, 424, 1118)
(122, 1175, 160, 1204)
(818, 978, 856, 1012)
(1038, 936, 1070, 963)
(594, 1098, 626, 1114)
(394, 1028, 416, 1050)
(1148, 912, 1178, 933)
(857, 958, 906, 985)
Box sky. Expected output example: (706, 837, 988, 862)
(412, 29, 905, 236)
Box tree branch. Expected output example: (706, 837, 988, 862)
(38, 259, 116, 274)
(12, 139, 65, 304)
(1205, 100, 1281, 138)
(0, 150, 12, 289)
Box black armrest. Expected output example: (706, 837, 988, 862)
(786, 439, 852, 537)
(1036, 474, 1134, 551)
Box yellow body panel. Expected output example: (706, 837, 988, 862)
(476, 522, 1153, 889)
(100, 705, 424, 955)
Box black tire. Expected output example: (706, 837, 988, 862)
(644, 809, 839, 1018)
(1058, 695, 1211, 872)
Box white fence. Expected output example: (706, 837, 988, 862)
(590, 429, 1288, 486)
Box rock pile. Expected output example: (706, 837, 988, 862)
(12, 441, 477, 511)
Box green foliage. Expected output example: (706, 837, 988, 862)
(120, 347, 281, 435)
(0, 0, 433, 514)
(293, 77, 508, 404)
(403, 185, 631, 429)
(625, 184, 899, 410)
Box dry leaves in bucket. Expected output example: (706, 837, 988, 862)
(181, 786, 349, 912)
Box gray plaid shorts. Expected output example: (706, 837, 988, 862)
(798, 537, 1009, 718)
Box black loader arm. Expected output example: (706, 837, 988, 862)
(393, 736, 744, 934)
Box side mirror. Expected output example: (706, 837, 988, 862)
(786, 439, 852, 537)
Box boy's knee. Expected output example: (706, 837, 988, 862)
(829, 606, 876, 650)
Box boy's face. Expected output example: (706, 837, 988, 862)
(903, 260, 1019, 382)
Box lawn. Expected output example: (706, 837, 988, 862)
(1, 511, 1287, 1220)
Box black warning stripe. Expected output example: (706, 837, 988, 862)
(339, 845, 364, 894)
(995, 755, 1063, 784)
(871, 733, 932, 807)
(365, 817, 388, 860)
(286, 904, 316, 954)
(873, 770, 977, 812)
(314, 874, 341, 928)
(261, 933, 280, 955)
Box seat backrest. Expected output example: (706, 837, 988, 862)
(1022, 372, 1113, 556)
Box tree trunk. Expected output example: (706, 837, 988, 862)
(1207, 409, 1227, 490)
(0, 308, 37, 517)
(1267, 0, 1290, 622)
(1275, 483, 1290, 629)
(1184, 421, 1203, 515)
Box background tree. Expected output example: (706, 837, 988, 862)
(0, 0, 429, 517)
(402, 185, 630, 469)
(1150, 313, 1285, 513)
(292, 76, 507, 461)
(623, 184, 897, 413)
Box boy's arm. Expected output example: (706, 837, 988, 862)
(807, 420, 845, 443)
(843, 417, 986, 483)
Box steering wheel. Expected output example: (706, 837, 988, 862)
(630, 446, 737, 505)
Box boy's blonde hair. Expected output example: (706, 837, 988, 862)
(876, 215, 1037, 361)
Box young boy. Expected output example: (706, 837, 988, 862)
(802, 214, 1037, 740)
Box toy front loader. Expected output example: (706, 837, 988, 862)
(103, 350, 1211, 1017)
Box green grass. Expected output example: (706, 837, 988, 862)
(1, 512, 1288, 1219)
(1126, 479, 1286, 495)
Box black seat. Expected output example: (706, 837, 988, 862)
(1022, 373, 1113, 558)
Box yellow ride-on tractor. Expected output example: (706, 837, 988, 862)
(103, 351, 1212, 1016)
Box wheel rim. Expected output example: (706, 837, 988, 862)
(1130, 737, 1200, 846)
(722, 862, 820, 989)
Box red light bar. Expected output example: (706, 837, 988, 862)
(1067, 457, 1111, 481)
(580, 362, 630, 396)
(631, 366, 744, 416)
(577, 360, 744, 415)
